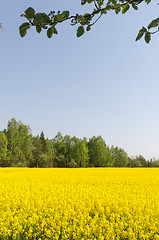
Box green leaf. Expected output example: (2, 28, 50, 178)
(71, 20, 78, 26)
(148, 18, 159, 29)
(47, 28, 54, 38)
(135, 27, 147, 41)
(106, 4, 111, 10)
(145, 32, 151, 43)
(115, 7, 121, 14)
(19, 23, 30, 37)
(41, 25, 48, 29)
(53, 27, 58, 34)
(56, 13, 65, 21)
(77, 26, 85, 37)
(25, 7, 35, 19)
(36, 25, 42, 33)
(114, 4, 121, 7)
(78, 15, 86, 25)
(101, 9, 107, 14)
(122, 4, 130, 14)
(111, 0, 117, 5)
(86, 25, 91, 31)
(132, 3, 138, 10)
(135, 31, 144, 41)
(145, 0, 151, 4)
(33, 13, 50, 25)
(63, 11, 69, 18)
(97, 0, 105, 7)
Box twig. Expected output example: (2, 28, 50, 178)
(89, 14, 103, 27)
(94, 0, 99, 10)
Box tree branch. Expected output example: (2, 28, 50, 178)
(149, 29, 159, 34)
(89, 14, 103, 27)
(20, 0, 149, 40)
(93, 0, 99, 10)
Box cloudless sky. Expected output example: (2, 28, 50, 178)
(1, 0, 159, 159)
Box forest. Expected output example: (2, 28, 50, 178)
(0, 118, 159, 168)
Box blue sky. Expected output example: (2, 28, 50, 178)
(1, 0, 159, 159)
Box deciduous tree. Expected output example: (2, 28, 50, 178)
(0, 131, 8, 166)
(110, 146, 128, 167)
(88, 136, 110, 167)
(5, 118, 31, 166)
(6, 118, 20, 166)
(53, 132, 66, 167)
(71, 137, 89, 167)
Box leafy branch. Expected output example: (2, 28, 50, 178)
(136, 17, 159, 43)
(19, 0, 158, 43)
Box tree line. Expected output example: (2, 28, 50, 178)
(0, 118, 159, 168)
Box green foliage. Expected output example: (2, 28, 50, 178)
(71, 137, 89, 167)
(53, 132, 66, 167)
(88, 136, 110, 167)
(47, 27, 54, 38)
(122, 4, 130, 14)
(115, 7, 121, 14)
(148, 17, 159, 29)
(67, 159, 77, 168)
(136, 27, 147, 41)
(40, 131, 48, 153)
(24, 7, 35, 19)
(63, 11, 70, 18)
(29, 132, 50, 168)
(18, 122, 31, 165)
(47, 27, 58, 38)
(136, 155, 148, 167)
(0, 118, 155, 168)
(145, 0, 151, 4)
(6, 118, 20, 165)
(19, 23, 30, 37)
(33, 13, 50, 25)
(110, 146, 128, 167)
(86, 25, 91, 31)
(81, 0, 87, 5)
(6, 118, 31, 166)
(77, 26, 85, 37)
(129, 155, 148, 167)
(145, 32, 151, 43)
(0, 131, 8, 166)
(136, 16, 159, 43)
(18, 0, 158, 42)
(46, 140, 55, 167)
(131, 3, 138, 10)
(36, 25, 42, 33)
(31, 136, 43, 167)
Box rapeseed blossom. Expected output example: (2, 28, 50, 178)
(0, 168, 159, 239)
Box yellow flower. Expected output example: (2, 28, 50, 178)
(1, 168, 159, 239)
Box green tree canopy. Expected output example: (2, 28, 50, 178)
(110, 146, 129, 167)
(53, 132, 67, 167)
(31, 135, 44, 167)
(71, 136, 89, 167)
(88, 136, 110, 167)
(1, 118, 153, 168)
(6, 118, 31, 166)
(135, 155, 148, 167)
(0, 131, 8, 166)
(18, 0, 158, 43)
(40, 131, 48, 153)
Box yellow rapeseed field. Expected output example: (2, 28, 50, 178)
(0, 168, 159, 240)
